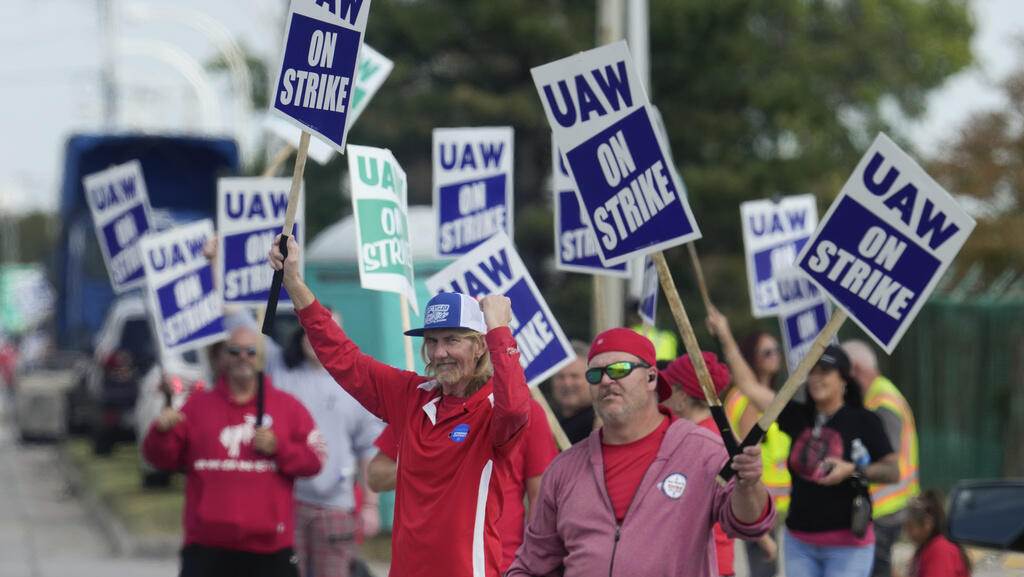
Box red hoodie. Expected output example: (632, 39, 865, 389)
(143, 376, 323, 553)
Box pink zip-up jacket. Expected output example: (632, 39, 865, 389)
(507, 417, 775, 577)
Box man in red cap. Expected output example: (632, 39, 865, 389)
(661, 352, 736, 577)
(508, 328, 775, 577)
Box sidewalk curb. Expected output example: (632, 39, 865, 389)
(56, 443, 180, 560)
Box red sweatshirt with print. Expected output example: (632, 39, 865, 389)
(143, 376, 323, 553)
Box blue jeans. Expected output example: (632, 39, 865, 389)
(783, 529, 875, 577)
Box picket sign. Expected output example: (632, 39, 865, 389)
(740, 194, 819, 318)
(531, 41, 702, 267)
(433, 127, 515, 257)
(272, 0, 372, 152)
(82, 160, 155, 293)
(718, 133, 976, 483)
(347, 144, 418, 370)
(553, 137, 630, 277)
(265, 42, 392, 167)
(774, 266, 834, 375)
(217, 177, 305, 307)
(139, 219, 226, 355)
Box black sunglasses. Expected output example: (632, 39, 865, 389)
(585, 361, 651, 384)
(227, 345, 258, 357)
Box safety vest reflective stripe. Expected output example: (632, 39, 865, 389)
(865, 378, 920, 518)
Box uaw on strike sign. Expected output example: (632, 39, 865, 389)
(553, 137, 629, 277)
(273, 0, 372, 152)
(740, 194, 818, 318)
(795, 133, 976, 353)
(140, 220, 225, 354)
(532, 41, 701, 267)
(433, 127, 514, 257)
(217, 178, 305, 306)
(426, 232, 573, 386)
(83, 160, 155, 293)
(775, 267, 833, 375)
(348, 144, 418, 313)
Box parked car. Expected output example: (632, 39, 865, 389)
(947, 478, 1024, 552)
(133, 348, 212, 487)
(83, 295, 158, 455)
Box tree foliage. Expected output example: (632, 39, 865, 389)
(240, 0, 974, 339)
(928, 52, 1024, 286)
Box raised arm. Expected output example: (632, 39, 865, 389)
(706, 306, 775, 413)
(479, 294, 531, 448)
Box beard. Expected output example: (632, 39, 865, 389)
(433, 362, 464, 387)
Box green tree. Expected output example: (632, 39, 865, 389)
(928, 54, 1024, 288)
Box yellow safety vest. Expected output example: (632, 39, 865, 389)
(631, 325, 678, 361)
(864, 376, 920, 518)
(724, 389, 791, 514)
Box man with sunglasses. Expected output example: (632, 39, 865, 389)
(143, 325, 325, 577)
(269, 235, 531, 577)
(508, 328, 775, 577)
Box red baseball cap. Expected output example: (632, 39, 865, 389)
(661, 352, 731, 401)
(588, 327, 672, 402)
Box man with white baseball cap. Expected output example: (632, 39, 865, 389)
(269, 236, 531, 577)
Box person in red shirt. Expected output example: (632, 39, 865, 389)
(905, 490, 971, 577)
(368, 399, 558, 572)
(270, 235, 532, 577)
(660, 351, 736, 577)
(143, 325, 325, 577)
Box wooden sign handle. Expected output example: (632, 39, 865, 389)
(262, 131, 311, 336)
(651, 252, 739, 456)
(717, 307, 848, 484)
(686, 242, 713, 312)
(531, 387, 572, 452)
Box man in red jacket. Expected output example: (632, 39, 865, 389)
(269, 234, 532, 577)
(143, 325, 325, 577)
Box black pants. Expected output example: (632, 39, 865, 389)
(180, 544, 300, 577)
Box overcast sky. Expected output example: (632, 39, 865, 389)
(0, 0, 1021, 214)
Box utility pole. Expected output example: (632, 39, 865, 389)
(593, 0, 626, 334)
(98, 0, 117, 128)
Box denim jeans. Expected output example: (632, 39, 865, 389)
(783, 529, 875, 577)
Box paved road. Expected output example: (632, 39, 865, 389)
(0, 413, 176, 577)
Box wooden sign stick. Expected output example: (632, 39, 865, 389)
(262, 131, 310, 336)
(686, 242, 714, 312)
(652, 252, 740, 456)
(717, 307, 848, 483)
(255, 306, 269, 427)
(531, 388, 573, 451)
(264, 144, 296, 178)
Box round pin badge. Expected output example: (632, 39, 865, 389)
(450, 423, 470, 442)
(661, 473, 688, 499)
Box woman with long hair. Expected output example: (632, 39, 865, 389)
(709, 309, 899, 577)
(905, 490, 971, 577)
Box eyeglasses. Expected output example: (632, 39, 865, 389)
(585, 361, 651, 384)
(227, 345, 258, 357)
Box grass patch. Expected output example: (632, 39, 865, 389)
(63, 438, 184, 537)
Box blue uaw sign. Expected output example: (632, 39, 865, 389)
(532, 41, 701, 267)
(140, 220, 225, 354)
(217, 178, 304, 306)
(425, 232, 573, 387)
(639, 256, 658, 326)
(553, 138, 629, 277)
(795, 133, 976, 353)
(774, 267, 833, 375)
(740, 194, 818, 318)
(272, 0, 372, 152)
(82, 160, 155, 293)
(433, 127, 514, 257)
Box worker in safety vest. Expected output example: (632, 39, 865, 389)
(842, 340, 920, 577)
